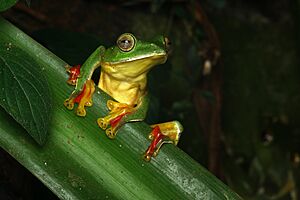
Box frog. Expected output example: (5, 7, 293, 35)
(63, 33, 183, 161)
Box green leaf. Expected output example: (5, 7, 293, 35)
(0, 0, 18, 12)
(0, 41, 51, 145)
(0, 17, 242, 200)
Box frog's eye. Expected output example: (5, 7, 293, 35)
(117, 33, 136, 52)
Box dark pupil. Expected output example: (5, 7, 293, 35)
(120, 39, 131, 49)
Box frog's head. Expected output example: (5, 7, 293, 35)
(102, 33, 170, 78)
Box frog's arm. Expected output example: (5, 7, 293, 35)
(70, 46, 105, 98)
(64, 46, 105, 116)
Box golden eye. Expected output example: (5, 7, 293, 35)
(117, 33, 136, 52)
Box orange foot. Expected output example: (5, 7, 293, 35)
(144, 121, 183, 161)
(63, 65, 95, 117)
(66, 64, 81, 85)
(97, 100, 135, 138)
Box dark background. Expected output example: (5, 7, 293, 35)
(1, 0, 300, 199)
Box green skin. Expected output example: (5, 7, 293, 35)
(70, 33, 168, 123)
(66, 33, 183, 160)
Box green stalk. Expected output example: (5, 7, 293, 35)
(0, 17, 242, 199)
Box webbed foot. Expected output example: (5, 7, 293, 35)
(97, 100, 135, 138)
(97, 118, 109, 130)
(105, 127, 117, 139)
(64, 65, 95, 117)
(76, 106, 87, 117)
(64, 98, 75, 110)
(144, 121, 183, 161)
(65, 64, 81, 85)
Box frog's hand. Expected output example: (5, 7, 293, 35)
(65, 64, 81, 85)
(97, 96, 149, 139)
(64, 46, 105, 116)
(144, 121, 183, 161)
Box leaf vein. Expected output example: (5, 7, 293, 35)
(0, 54, 42, 143)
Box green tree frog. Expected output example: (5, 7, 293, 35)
(64, 33, 183, 161)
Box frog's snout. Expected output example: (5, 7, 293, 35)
(164, 37, 171, 54)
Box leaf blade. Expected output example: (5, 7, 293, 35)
(0, 42, 51, 145)
(0, 17, 242, 200)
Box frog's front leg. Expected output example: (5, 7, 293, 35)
(63, 46, 105, 116)
(97, 99, 145, 139)
(64, 79, 95, 116)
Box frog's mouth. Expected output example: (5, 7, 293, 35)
(105, 52, 167, 65)
(102, 53, 167, 77)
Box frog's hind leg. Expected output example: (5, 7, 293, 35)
(144, 121, 183, 161)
